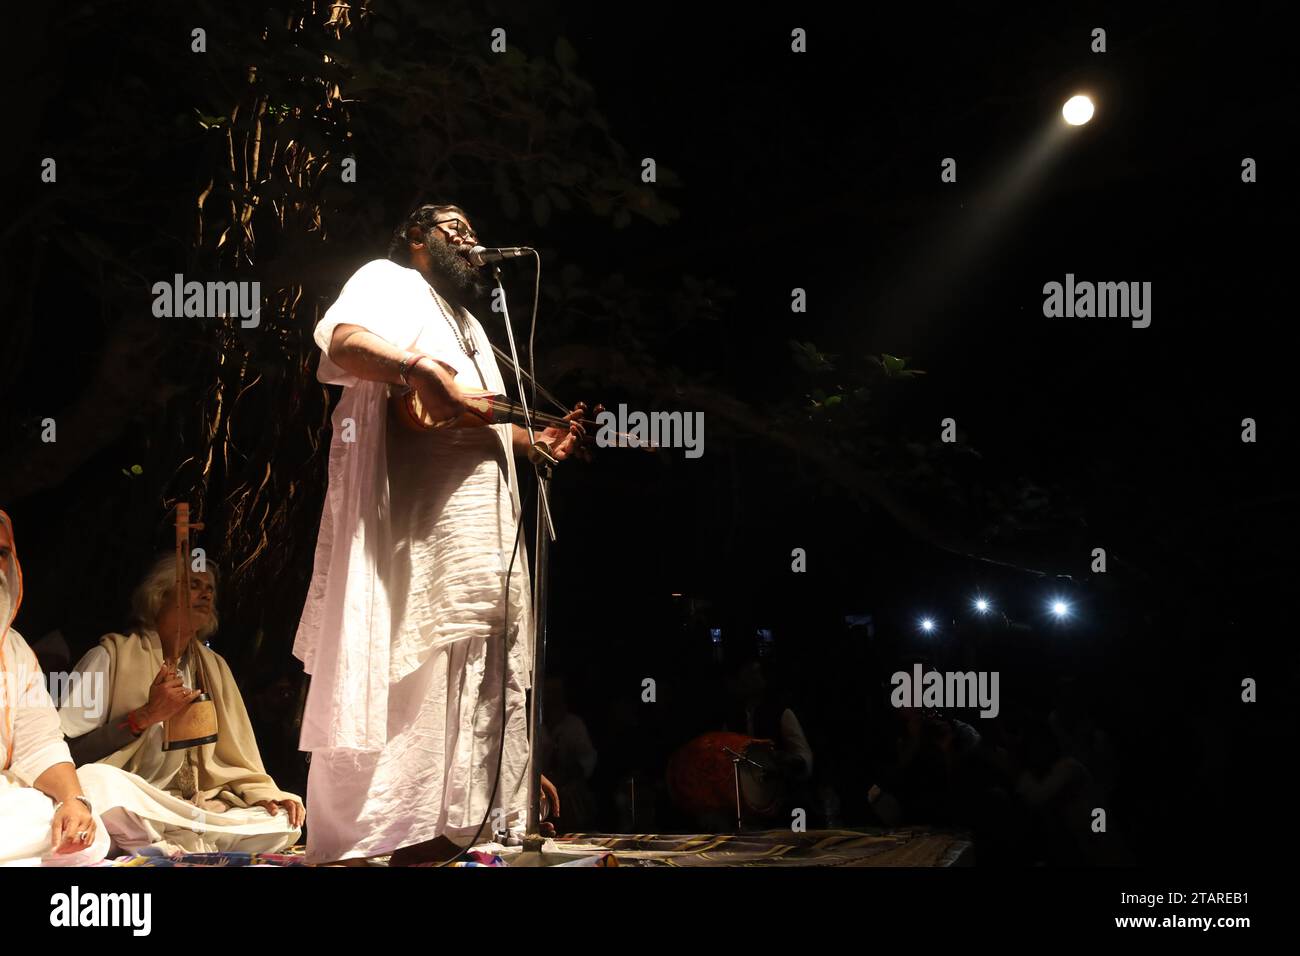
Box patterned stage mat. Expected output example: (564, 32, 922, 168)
(100, 829, 970, 866)
(108, 847, 309, 867)
(543, 828, 972, 867)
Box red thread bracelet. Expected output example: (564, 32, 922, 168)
(125, 710, 146, 736)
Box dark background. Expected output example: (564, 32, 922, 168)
(1, 2, 1293, 865)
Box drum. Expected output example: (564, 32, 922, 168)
(162, 693, 219, 751)
(666, 731, 782, 823)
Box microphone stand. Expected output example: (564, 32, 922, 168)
(722, 745, 765, 832)
(489, 263, 556, 852)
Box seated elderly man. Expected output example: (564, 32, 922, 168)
(0, 510, 110, 866)
(60, 553, 303, 856)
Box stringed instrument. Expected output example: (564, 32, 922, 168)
(390, 356, 657, 457)
(161, 503, 220, 752)
(392, 376, 662, 452)
(392, 384, 587, 434)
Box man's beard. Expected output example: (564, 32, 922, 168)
(425, 240, 487, 311)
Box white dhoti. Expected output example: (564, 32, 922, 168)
(0, 773, 111, 867)
(75, 763, 300, 855)
(305, 425, 531, 863)
(74, 763, 298, 855)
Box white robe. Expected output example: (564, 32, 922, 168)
(295, 259, 534, 862)
(0, 628, 111, 866)
(59, 647, 299, 855)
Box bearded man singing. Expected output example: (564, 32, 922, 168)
(295, 204, 573, 864)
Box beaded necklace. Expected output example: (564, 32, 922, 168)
(428, 286, 477, 358)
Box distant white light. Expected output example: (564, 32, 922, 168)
(1062, 95, 1094, 126)
(974, 598, 991, 614)
(920, 618, 936, 633)
(1051, 600, 1070, 618)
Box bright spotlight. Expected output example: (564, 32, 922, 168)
(974, 598, 991, 614)
(920, 618, 936, 633)
(1050, 600, 1070, 618)
(1062, 95, 1094, 126)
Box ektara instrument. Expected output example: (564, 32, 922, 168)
(162, 503, 219, 751)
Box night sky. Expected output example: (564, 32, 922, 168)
(534, 6, 1293, 641)
(507, 6, 1294, 861)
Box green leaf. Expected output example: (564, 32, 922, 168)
(790, 339, 835, 373)
(193, 109, 227, 129)
(882, 353, 906, 373)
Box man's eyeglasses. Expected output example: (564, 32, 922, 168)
(432, 218, 478, 244)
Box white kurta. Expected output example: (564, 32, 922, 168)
(296, 259, 533, 862)
(0, 628, 111, 866)
(58, 647, 299, 855)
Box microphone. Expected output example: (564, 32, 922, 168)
(463, 245, 532, 267)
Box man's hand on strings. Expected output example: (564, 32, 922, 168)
(537, 402, 602, 463)
(137, 663, 202, 726)
(410, 355, 468, 424)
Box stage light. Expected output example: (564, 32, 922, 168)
(1062, 95, 1094, 126)
(1050, 600, 1071, 618)
(920, 618, 936, 633)
(973, 597, 991, 614)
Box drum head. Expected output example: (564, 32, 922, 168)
(667, 732, 783, 820)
